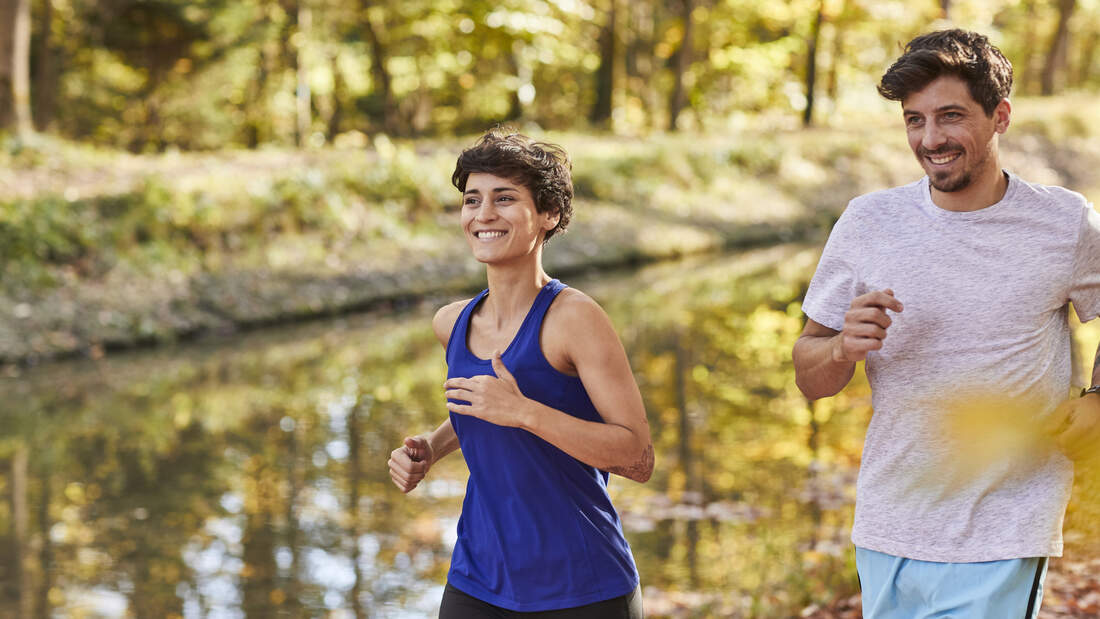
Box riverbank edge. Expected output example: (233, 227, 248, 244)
(0, 211, 828, 368)
(7, 107, 1100, 368)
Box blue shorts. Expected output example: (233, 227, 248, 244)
(856, 547, 1048, 618)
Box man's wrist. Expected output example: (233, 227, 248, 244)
(830, 333, 850, 364)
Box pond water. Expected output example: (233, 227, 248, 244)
(1, 244, 881, 618)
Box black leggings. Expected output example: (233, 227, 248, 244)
(439, 583, 644, 619)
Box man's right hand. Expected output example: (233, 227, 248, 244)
(388, 436, 434, 493)
(833, 289, 904, 363)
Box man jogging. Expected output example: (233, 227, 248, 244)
(793, 29, 1100, 617)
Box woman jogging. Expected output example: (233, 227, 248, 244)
(387, 129, 652, 618)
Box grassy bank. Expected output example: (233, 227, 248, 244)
(3, 96, 1100, 365)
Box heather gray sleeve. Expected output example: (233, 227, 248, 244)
(1070, 205, 1100, 322)
(802, 207, 861, 332)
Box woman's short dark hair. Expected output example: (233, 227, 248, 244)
(878, 29, 1012, 116)
(452, 129, 573, 243)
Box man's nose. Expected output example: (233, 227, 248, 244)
(922, 123, 948, 151)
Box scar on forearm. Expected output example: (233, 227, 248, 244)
(607, 443, 655, 481)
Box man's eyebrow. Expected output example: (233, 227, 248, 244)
(903, 104, 968, 115)
(934, 104, 968, 113)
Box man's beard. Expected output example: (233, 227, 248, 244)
(918, 143, 985, 193)
(930, 169, 973, 193)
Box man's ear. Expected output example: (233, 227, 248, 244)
(993, 98, 1011, 134)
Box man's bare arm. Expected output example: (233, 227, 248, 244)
(793, 290, 903, 400)
(1051, 338, 1100, 461)
(1092, 341, 1100, 387)
(793, 320, 856, 400)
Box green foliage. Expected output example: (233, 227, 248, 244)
(27, 0, 1100, 149)
(0, 195, 95, 265)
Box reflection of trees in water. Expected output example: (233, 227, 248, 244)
(11, 445, 30, 619)
(0, 309, 456, 616)
(603, 248, 868, 615)
(347, 395, 365, 619)
(1, 247, 877, 617)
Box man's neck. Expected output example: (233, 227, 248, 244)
(930, 167, 1009, 213)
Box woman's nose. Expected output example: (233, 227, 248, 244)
(475, 202, 497, 221)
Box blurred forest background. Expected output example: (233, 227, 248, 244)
(6, 0, 1100, 363)
(2, 0, 1099, 147)
(5, 0, 1100, 618)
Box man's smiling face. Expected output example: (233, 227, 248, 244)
(902, 75, 1009, 193)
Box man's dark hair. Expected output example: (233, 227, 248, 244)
(878, 29, 1012, 116)
(452, 128, 573, 243)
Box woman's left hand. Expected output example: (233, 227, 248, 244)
(445, 352, 533, 428)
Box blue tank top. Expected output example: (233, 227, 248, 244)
(444, 279, 639, 612)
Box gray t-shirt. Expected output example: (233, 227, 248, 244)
(803, 171, 1100, 562)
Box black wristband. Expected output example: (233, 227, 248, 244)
(1081, 385, 1100, 397)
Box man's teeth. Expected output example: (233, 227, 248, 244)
(478, 231, 506, 239)
(929, 152, 960, 164)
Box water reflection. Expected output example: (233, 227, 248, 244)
(3, 244, 871, 617)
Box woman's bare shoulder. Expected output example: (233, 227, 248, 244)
(432, 299, 472, 348)
(544, 287, 618, 345)
(547, 287, 609, 321)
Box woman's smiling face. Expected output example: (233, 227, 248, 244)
(461, 173, 558, 265)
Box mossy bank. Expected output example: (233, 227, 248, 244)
(4, 97, 1100, 366)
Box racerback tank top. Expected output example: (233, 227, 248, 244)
(444, 279, 639, 612)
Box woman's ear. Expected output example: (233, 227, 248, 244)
(542, 210, 561, 232)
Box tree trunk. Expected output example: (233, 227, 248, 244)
(327, 52, 344, 139)
(803, 0, 824, 127)
(295, 4, 311, 146)
(1019, 0, 1040, 94)
(825, 0, 848, 109)
(410, 55, 432, 134)
(0, 1, 10, 127)
(507, 43, 526, 121)
(0, 0, 32, 134)
(667, 0, 692, 131)
(1077, 28, 1099, 86)
(245, 43, 272, 148)
(33, 0, 54, 131)
(278, 0, 299, 144)
(940, 0, 951, 19)
(361, 0, 396, 134)
(11, 0, 31, 137)
(1041, 0, 1077, 96)
(590, 0, 616, 127)
(629, 1, 658, 129)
